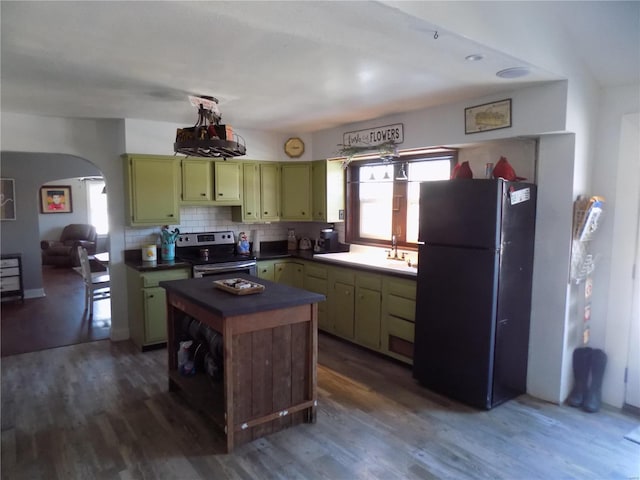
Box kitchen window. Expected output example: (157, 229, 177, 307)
(346, 150, 456, 248)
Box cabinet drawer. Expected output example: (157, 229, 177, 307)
(387, 294, 415, 322)
(332, 268, 355, 285)
(356, 272, 381, 291)
(387, 278, 416, 300)
(141, 268, 190, 288)
(305, 263, 327, 280)
(304, 276, 327, 296)
(1, 277, 20, 291)
(0, 259, 19, 268)
(0, 267, 20, 277)
(387, 315, 415, 342)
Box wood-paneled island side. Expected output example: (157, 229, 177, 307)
(160, 274, 324, 453)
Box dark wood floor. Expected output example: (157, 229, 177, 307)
(1, 265, 110, 357)
(1, 333, 638, 479)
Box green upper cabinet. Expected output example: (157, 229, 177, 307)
(231, 161, 280, 223)
(312, 160, 345, 223)
(181, 159, 213, 202)
(280, 162, 312, 221)
(124, 154, 180, 226)
(214, 161, 242, 203)
(180, 159, 242, 206)
(239, 162, 260, 222)
(260, 163, 280, 221)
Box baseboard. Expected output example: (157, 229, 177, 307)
(110, 326, 130, 342)
(622, 403, 640, 417)
(24, 288, 45, 299)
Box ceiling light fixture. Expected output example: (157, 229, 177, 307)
(174, 95, 246, 158)
(496, 67, 530, 79)
(465, 54, 484, 62)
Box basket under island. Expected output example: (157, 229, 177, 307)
(159, 274, 325, 453)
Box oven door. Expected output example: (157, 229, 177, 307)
(192, 260, 257, 278)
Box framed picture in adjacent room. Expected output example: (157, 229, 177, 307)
(40, 185, 73, 213)
(0, 178, 16, 221)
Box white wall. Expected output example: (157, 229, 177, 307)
(590, 85, 640, 407)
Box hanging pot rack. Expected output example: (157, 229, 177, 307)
(174, 95, 246, 159)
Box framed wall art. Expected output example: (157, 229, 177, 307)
(465, 98, 512, 134)
(0, 178, 16, 221)
(40, 185, 73, 214)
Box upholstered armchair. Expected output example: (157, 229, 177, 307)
(41, 224, 97, 267)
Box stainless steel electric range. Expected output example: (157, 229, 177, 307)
(175, 230, 257, 278)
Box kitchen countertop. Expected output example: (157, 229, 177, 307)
(160, 273, 325, 317)
(124, 249, 191, 272)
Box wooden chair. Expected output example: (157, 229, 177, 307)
(77, 246, 110, 317)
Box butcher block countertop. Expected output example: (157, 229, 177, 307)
(159, 273, 325, 317)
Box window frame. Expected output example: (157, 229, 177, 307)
(345, 150, 457, 250)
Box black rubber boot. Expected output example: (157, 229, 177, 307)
(583, 348, 607, 413)
(567, 347, 592, 407)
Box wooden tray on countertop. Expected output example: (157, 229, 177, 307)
(213, 278, 265, 295)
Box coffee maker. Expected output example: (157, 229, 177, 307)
(317, 229, 339, 253)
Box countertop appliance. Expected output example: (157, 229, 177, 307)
(317, 229, 339, 253)
(413, 179, 537, 409)
(175, 230, 257, 278)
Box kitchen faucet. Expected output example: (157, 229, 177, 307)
(387, 234, 405, 261)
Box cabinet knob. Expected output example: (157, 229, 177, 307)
(168, 214, 174, 217)
(247, 212, 252, 215)
(148, 294, 154, 299)
(264, 211, 268, 215)
(218, 193, 224, 196)
(301, 211, 306, 215)
(200, 193, 207, 197)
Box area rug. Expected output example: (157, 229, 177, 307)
(624, 425, 640, 445)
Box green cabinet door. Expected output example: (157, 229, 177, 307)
(260, 163, 280, 220)
(355, 287, 382, 349)
(312, 159, 345, 223)
(181, 159, 213, 202)
(257, 260, 276, 281)
(143, 286, 168, 344)
(333, 281, 355, 339)
(214, 161, 242, 202)
(125, 155, 180, 225)
(304, 263, 328, 331)
(241, 163, 260, 221)
(280, 163, 311, 220)
(312, 160, 327, 221)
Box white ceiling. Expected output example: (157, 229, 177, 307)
(1, 1, 638, 134)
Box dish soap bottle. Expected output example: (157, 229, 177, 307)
(287, 229, 297, 251)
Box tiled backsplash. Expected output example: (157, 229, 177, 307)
(124, 206, 345, 249)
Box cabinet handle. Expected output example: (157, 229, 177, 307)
(247, 212, 252, 215)
(218, 193, 224, 196)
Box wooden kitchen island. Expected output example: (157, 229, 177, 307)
(159, 274, 324, 453)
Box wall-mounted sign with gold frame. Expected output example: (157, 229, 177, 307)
(465, 98, 512, 134)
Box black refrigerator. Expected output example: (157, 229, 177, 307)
(412, 179, 537, 409)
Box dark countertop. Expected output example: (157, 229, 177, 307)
(160, 273, 325, 317)
(124, 249, 191, 272)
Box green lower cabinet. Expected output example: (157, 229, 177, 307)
(303, 263, 328, 331)
(127, 266, 190, 350)
(275, 261, 304, 287)
(257, 260, 276, 281)
(332, 281, 355, 339)
(381, 276, 417, 364)
(143, 287, 169, 344)
(354, 272, 382, 350)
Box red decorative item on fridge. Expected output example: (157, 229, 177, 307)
(492, 156, 526, 181)
(451, 161, 473, 179)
